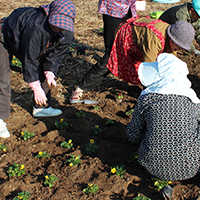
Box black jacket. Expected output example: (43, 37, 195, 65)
(3, 6, 74, 82)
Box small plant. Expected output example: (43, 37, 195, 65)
(83, 183, 99, 194)
(60, 139, 73, 149)
(105, 119, 114, 126)
(67, 154, 82, 167)
(91, 125, 102, 135)
(132, 194, 151, 200)
(11, 55, 22, 67)
(128, 152, 138, 165)
(93, 105, 101, 111)
(35, 151, 50, 159)
(186, 51, 191, 55)
(154, 179, 172, 190)
(85, 139, 99, 155)
(68, 43, 86, 52)
(0, 143, 8, 152)
(13, 191, 31, 200)
(7, 163, 26, 177)
(20, 130, 35, 141)
(76, 110, 86, 118)
(116, 92, 123, 99)
(97, 27, 104, 33)
(110, 165, 126, 178)
(55, 118, 68, 130)
(126, 109, 134, 116)
(44, 174, 58, 187)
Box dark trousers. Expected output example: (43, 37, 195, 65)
(0, 28, 11, 119)
(79, 10, 132, 92)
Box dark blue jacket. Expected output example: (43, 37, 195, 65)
(3, 6, 74, 83)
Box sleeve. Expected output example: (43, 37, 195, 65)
(20, 29, 74, 83)
(42, 30, 74, 75)
(126, 101, 145, 144)
(20, 27, 42, 83)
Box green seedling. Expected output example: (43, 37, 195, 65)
(105, 119, 114, 126)
(93, 105, 101, 111)
(44, 174, 58, 187)
(91, 125, 102, 135)
(7, 163, 26, 177)
(20, 130, 35, 141)
(12, 55, 22, 67)
(132, 194, 151, 200)
(128, 152, 138, 165)
(13, 191, 31, 200)
(55, 118, 68, 130)
(110, 165, 126, 178)
(60, 139, 73, 149)
(85, 139, 99, 155)
(97, 27, 104, 32)
(35, 151, 50, 159)
(154, 179, 172, 190)
(116, 92, 123, 99)
(126, 109, 134, 115)
(83, 183, 99, 194)
(0, 143, 8, 152)
(76, 110, 86, 118)
(67, 154, 82, 167)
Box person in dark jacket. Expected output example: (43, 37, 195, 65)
(159, 0, 200, 54)
(0, 0, 76, 137)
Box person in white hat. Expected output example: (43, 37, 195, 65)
(126, 53, 200, 199)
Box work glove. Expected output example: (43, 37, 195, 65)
(28, 80, 47, 106)
(194, 49, 200, 55)
(44, 71, 57, 88)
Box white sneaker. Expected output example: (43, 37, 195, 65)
(0, 119, 10, 138)
(33, 106, 62, 117)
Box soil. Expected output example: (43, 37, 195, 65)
(0, 0, 200, 200)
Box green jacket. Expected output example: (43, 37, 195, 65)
(159, 3, 200, 52)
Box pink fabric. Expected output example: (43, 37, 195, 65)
(44, 71, 57, 87)
(98, 0, 137, 18)
(106, 17, 166, 84)
(28, 80, 47, 105)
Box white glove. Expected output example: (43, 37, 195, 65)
(28, 80, 47, 106)
(44, 71, 57, 87)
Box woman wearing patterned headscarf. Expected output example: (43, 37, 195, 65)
(0, 0, 76, 137)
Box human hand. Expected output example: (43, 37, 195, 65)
(28, 80, 47, 106)
(194, 49, 200, 55)
(44, 71, 57, 88)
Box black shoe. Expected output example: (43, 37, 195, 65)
(160, 185, 173, 200)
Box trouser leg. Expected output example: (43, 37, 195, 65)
(78, 62, 110, 92)
(79, 10, 132, 92)
(0, 28, 11, 119)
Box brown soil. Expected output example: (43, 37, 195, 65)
(0, 0, 200, 200)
